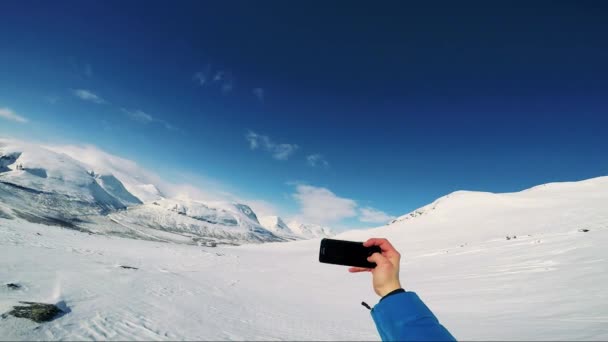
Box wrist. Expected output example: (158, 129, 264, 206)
(377, 281, 402, 297)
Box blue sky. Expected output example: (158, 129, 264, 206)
(1, 1, 607, 230)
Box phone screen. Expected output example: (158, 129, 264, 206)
(319, 238, 381, 268)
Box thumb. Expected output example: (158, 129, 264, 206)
(367, 252, 390, 266)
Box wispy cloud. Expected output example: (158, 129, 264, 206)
(0, 108, 28, 123)
(71, 89, 106, 104)
(359, 207, 395, 224)
(122, 108, 153, 123)
(44, 96, 60, 104)
(193, 65, 211, 86)
(220, 71, 234, 94)
(194, 67, 235, 94)
(253, 88, 265, 103)
(291, 184, 357, 224)
(84, 63, 93, 77)
(121, 108, 176, 130)
(213, 71, 224, 82)
(245, 131, 298, 160)
(307, 154, 329, 168)
(222, 80, 234, 94)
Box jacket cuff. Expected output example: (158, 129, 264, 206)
(380, 288, 405, 302)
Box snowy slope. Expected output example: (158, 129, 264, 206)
(0, 140, 130, 218)
(288, 220, 333, 239)
(45, 144, 164, 203)
(339, 176, 608, 252)
(94, 174, 143, 206)
(108, 199, 283, 245)
(259, 216, 302, 240)
(1, 176, 607, 340)
(259, 216, 290, 233)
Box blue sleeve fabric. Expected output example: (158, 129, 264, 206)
(371, 291, 456, 341)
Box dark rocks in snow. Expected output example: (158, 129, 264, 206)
(119, 265, 138, 270)
(6, 283, 21, 290)
(12, 210, 84, 231)
(578, 229, 590, 233)
(5, 301, 64, 323)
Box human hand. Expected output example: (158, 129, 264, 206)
(348, 238, 402, 297)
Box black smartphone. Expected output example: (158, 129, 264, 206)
(319, 238, 381, 268)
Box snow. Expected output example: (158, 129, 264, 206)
(259, 216, 290, 233)
(2, 175, 607, 340)
(0, 140, 283, 245)
(106, 199, 282, 245)
(95, 174, 143, 207)
(44, 144, 164, 203)
(259, 216, 303, 240)
(287, 220, 333, 239)
(0, 139, 126, 213)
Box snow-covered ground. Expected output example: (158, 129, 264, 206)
(1, 176, 607, 340)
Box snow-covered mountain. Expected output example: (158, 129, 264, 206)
(287, 220, 333, 239)
(44, 144, 164, 203)
(0, 139, 283, 245)
(0, 140, 129, 217)
(259, 214, 334, 239)
(259, 215, 291, 234)
(258, 215, 304, 240)
(337, 175, 608, 252)
(109, 199, 279, 244)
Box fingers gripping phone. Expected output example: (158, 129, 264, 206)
(319, 238, 381, 268)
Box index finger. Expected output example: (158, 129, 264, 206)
(363, 238, 398, 254)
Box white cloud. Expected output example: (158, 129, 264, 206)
(245, 131, 298, 160)
(253, 88, 264, 103)
(0, 108, 28, 123)
(292, 184, 357, 224)
(245, 199, 280, 218)
(273, 144, 298, 160)
(121, 108, 176, 130)
(122, 108, 153, 123)
(307, 154, 329, 168)
(359, 207, 395, 224)
(71, 89, 105, 104)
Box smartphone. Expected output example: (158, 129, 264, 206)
(319, 238, 381, 268)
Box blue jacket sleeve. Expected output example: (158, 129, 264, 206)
(371, 291, 456, 341)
